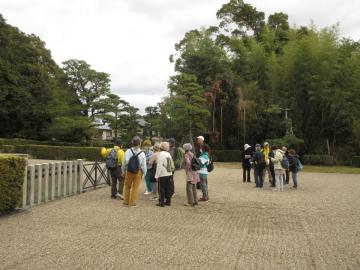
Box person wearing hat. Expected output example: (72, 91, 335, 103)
(101, 139, 125, 199)
(183, 143, 198, 206)
(252, 143, 265, 188)
(155, 141, 174, 207)
(195, 136, 205, 157)
(242, 144, 252, 182)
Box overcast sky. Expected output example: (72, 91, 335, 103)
(1, 0, 360, 113)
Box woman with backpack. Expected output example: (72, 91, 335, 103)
(155, 142, 174, 207)
(183, 143, 198, 207)
(198, 144, 210, 202)
(270, 145, 285, 192)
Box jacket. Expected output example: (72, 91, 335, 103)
(199, 152, 209, 175)
(100, 146, 125, 166)
(155, 151, 173, 179)
(271, 149, 284, 170)
(242, 148, 253, 168)
(184, 151, 198, 184)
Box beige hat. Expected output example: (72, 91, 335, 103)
(160, 142, 170, 151)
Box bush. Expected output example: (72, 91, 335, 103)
(351, 156, 360, 167)
(0, 138, 114, 148)
(1, 145, 102, 161)
(212, 150, 242, 162)
(303, 154, 334, 166)
(0, 154, 26, 214)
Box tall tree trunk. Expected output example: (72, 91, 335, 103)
(220, 105, 223, 144)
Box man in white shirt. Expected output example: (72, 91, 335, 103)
(155, 142, 173, 207)
(122, 136, 147, 206)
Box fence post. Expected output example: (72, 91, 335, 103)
(50, 163, 55, 200)
(44, 164, 49, 202)
(56, 162, 61, 198)
(94, 161, 98, 189)
(67, 161, 72, 195)
(73, 161, 78, 194)
(77, 159, 84, 193)
(35, 164, 42, 204)
(29, 165, 35, 206)
(22, 159, 28, 208)
(62, 161, 67, 197)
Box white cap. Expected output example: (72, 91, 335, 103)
(244, 144, 251, 150)
(197, 136, 205, 141)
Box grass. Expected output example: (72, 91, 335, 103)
(215, 162, 360, 174)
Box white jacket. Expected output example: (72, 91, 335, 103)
(155, 151, 173, 178)
(271, 149, 284, 170)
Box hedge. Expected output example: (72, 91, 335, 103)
(303, 155, 334, 166)
(0, 154, 26, 214)
(1, 145, 102, 161)
(351, 156, 360, 167)
(212, 150, 242, 162)
(0, 138, 114, 148)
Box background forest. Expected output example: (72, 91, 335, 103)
(1, 0, 360, 163)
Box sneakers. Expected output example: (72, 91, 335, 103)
(144, 191, 152, 195)
(198, 198, 208, 202)
(150, 196, 158, 201)
(116, 193, 124, 200)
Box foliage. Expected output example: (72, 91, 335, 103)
(212, 150, 242, 162)
(303, 155, 334, 166)
(0, 154, 26, 214)
(303, 165, 360, 174)
(1, 145, 102, 161)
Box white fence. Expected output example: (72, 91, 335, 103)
(22, 160, 84, 208)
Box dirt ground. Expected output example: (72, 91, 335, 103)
(1, 164, 359, 270)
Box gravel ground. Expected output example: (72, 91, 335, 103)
(1, 165, 360, 270)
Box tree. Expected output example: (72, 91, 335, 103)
(165, 73, 210, 145)
(144, 106, 161, 137)
(62, 59, 111, 119)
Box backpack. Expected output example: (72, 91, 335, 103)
(105, 148, 118, 169)
(281, 155, 290, 170)
(296, 158, 303, 171)
(127, 149, 143, 173)
(191, 157, 202, 171)
(207, 158, 214, 172)
(165, 157, 176, 173)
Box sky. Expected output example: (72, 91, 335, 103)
(1, 0, 360, 114)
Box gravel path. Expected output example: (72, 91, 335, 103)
(1, 165, 359, 270)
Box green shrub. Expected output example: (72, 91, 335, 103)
(1, 145, 102, 161)
(0, 138, 114, 148)
(303, 154, 334, 166)
(212, 150, 242, 162)
(351, 156, 360, 167)
(0, 154, 26, 214)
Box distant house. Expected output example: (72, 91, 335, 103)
(93, 118, 150, 141)
(93, 119, 114, 141)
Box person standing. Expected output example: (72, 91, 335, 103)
(142, 140, 154, 195)
(168, 138, 177, 196)
(242, 144, 252, 182)
(101, 139, 125, 200)
(195, 135, 205, 157)
(149, 143, 161, 201)
(183, 143, 198, 206)
(288, 149, 300, 189)
(282, 146, 290, 184)
(155, 142, 174, 207)
(252, 144, 265, 188)
(122, 136, 147, 207)
(198, 144, 210, 202)
(271, 146, 285, 192)
(263, 142, 273, 184)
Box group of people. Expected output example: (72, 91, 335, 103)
(242, 142, 302, 191)
(101, 135, 212, 207)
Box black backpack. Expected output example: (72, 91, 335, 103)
(127, 149, 143, 173)
(191, 157, 202, 171)
(207, 158, 214, 172)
